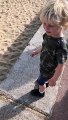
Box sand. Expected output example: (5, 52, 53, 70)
(0, 0, 46, 81)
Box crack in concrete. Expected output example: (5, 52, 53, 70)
(0, 89, 49, 119)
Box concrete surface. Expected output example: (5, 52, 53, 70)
(0, 25, 67, 119)
(0, 91, 46, 120)
(49, 60, 68, 120)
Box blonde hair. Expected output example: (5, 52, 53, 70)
(40, 0, 68, 28)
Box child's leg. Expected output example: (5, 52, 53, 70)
(30, 74, 48, 97)
(39, 84, 45, 93)
(34, 80, 49, 90)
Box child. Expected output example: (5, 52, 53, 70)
(30, 0, 68, 97)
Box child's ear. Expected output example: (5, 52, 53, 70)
(63, 22, 68, 30)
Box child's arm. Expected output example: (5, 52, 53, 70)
(31, 46, 42, 57)
(48, 63, 65, 86)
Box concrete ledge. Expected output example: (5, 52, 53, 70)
(0, 25, 64, 116)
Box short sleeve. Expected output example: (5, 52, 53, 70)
(56, 40, 68, 64)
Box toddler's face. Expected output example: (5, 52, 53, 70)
(43, 19, 62, 38)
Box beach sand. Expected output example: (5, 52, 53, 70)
(0, 0, 45, 81)
(0, 0, 68, 82)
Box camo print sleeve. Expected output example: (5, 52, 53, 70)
(56, 40, 68, 64)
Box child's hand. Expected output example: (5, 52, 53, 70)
(30, 46, 42, 57)
(49, 78, 56, 86)
(31, 51, 37, 57)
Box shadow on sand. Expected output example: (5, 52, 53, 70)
(0, 13, 41, 81)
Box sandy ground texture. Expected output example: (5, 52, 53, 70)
(0, 0, 46, 81)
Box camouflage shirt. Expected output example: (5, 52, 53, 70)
(40, 33, 68, 79)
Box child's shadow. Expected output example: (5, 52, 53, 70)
(15, 91, 41, 106)
(0, 91, 41, 120)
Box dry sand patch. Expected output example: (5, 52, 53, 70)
(0, 0, 45, 81)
